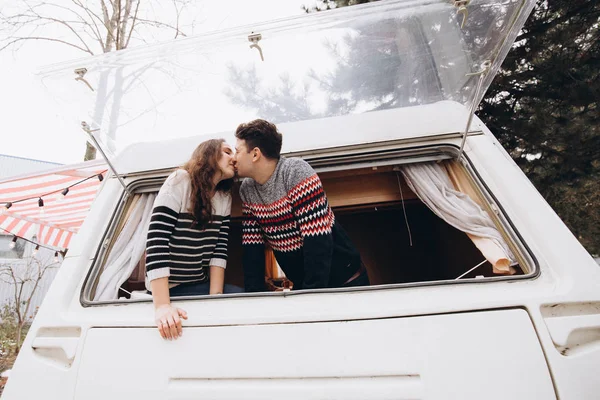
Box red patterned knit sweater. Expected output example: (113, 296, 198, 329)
(239, 157, 362, 291)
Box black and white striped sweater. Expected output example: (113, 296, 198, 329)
(145, 169, 231, 289)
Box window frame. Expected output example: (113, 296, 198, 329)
(80, 142, 539, 307)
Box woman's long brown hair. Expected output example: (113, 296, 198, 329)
(182, 139, 233, 229)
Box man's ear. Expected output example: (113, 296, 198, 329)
(251, 147, 261, 163)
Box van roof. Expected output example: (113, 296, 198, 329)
(114, 100, 480, 175)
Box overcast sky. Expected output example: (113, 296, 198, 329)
(0, 0, 308, 164)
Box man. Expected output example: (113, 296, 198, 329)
(234, 119, 369, 292)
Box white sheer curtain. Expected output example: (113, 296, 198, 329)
(401, 162, 516, 274)
(94, 193, 156, 300)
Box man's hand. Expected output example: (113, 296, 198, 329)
(155, 304, 188, 340)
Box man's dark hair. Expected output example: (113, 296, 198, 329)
(235, 119, 283, 160)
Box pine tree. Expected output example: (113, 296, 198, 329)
(478, 0, 599, 255)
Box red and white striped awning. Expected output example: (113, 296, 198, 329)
(0, 159, 107, 249)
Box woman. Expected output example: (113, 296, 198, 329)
(145, 139, 241, 340)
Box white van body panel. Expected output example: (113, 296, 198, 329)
(75, 310, 552, 400)
(4, 129, 600, 399)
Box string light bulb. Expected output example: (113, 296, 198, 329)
(1, 170, 106, 216)
(33, 244, 40, 256)
(54, 251, 59, 262)
(56, 187, 69, 202)
(9, 236, 17, 249)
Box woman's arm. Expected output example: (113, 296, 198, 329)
(208, 193, 231, 295)
(146, 171, 189, 340)
(151, 277, 171, 308)
(151, 277, 187, 340)
(209, 266, 225, 294)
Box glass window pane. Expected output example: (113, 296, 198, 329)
(38, 0, 534, 172)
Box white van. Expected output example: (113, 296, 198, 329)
(4, 1, 600, 399)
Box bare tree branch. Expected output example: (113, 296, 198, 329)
(15, 271, 24, 324)
(99, 0, 111, 28)
(125, 0, 141, 49)
(22, 259, 42, 323)
(99, 0, 114, 51)
(1, 254, 59, 353)
(0, 0, 193, 160)
(173, 0, 183, 40)
(0, 36, 93, 54)
(134, 18, 187, 37)
(37, 2, 92, 27)
(118, 0, 132, 50)
(71, 0, 109, 52)
(1, 0, 191, 55)
(20, 2, 94, 54)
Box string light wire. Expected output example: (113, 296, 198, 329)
(1, 169, 107, 210)
(0, 169, 106, 255)
(1, 222, 68, 255)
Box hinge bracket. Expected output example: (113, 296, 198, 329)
(451, 0, 471, 29)
(457, 60, 491, 159)
(74, 68, 94, 91)
(81, 121, 130, 194)
(248, 32, 264, 61)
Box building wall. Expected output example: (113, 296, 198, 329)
(0, 154, 61, 180)
(0, 242, 60, 322)
(0, 155, 63, 321)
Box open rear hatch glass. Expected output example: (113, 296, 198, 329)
(38, 0, 535, 176)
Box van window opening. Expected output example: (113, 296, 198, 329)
(85, 157, 531, 303)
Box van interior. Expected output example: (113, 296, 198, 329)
(105, 160, 526, 301)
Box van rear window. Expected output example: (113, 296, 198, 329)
(86, 158, 530, 303)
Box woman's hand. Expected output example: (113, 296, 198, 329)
(155, 304, 188, 340)
(150, 277, 187, 340)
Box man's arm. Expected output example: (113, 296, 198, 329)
(241, 202, 266, 292)
(289, 171, 335, 290)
